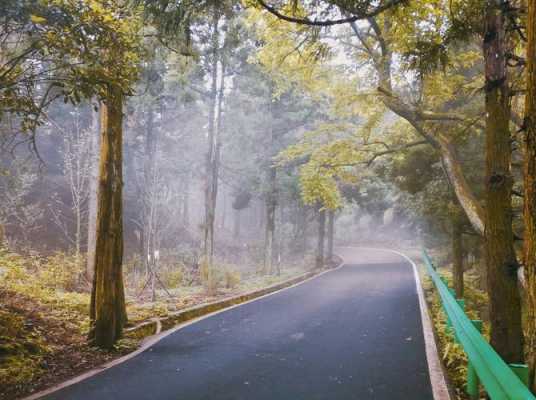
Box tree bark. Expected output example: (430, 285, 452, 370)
(203, 10, 220, 285)
(203, 10, 224, 292)
(143, 103, 157, 278)
(315, 208, 326, 270)
(327, 210, 335, 264)
(233, 208, 241, 238)
(264, 165, 276, 275)
(477, 241, 488, 291)
(88, 84, 126, 349)
(182, 173, 190, 227)
(299, 204, 308, 256)
(483, 4, 523, 363)
(86, 107, 100, 281)
(452, 210, 464, 298)
(523, 0, 536, 390)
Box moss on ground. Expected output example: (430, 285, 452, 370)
(0, 302, 49, 390)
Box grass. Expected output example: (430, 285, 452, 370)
(0, 247, 309, 400)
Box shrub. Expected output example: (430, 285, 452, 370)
(161, 267, 183, 289)
(38, 252, 86, 292)
(224, 268, 241, 289)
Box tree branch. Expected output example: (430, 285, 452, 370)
(255, 0, 406, 26)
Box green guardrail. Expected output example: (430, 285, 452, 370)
(422, 249, 535, 400)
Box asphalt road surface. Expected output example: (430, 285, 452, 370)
(41, 248, 434, 400)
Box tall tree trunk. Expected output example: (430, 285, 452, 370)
(203, 10, 223, 291)
(452, 210, 464, 298)
(220, 189, 226, 230)
(233, 208, 241, 238)
(327, 210, 335, 265)
(86, 107, 100, 281)
(183, 172, 190, 227)
(477, 241, 488, 291)
(299, 204, 308, 256)
(523, 0, 536, 390)
(143, 104, 156, 278)
(483, 4, 523, 363)
(264, 85, 276, 275)
(315, 208, 326, 270)
(88, 85, 126, 349)
(264, 165, 277, 274)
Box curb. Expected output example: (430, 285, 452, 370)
(124, 270, 318, 338)
(338, 246, 451, 400)
(21, 259, 346, 400)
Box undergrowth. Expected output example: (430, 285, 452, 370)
(423, 267, 489, 400)
(0, 246, 310, 399)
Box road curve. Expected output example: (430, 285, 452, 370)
(40, 248, 435, 400)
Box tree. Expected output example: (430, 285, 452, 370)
(202, 7, 225, 292)
(482, 1, 523, 363)
(87, 108, 100, 281)
(523, 0, 536, 390)
(251, 0, 528, 364)
(451, 204, 465, 298)
(89, 85, 127, 349)
(326, 209, 335, 263)
(315, 207, 326, 269)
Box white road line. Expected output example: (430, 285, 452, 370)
(339, 246, 451, 400)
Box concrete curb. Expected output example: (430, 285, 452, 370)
(124, 271, 318, 338)
(21, 259, 346, 400)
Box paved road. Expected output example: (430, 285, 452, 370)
(42, 248, 434, 400)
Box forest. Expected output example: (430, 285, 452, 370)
(0, 0, 535, 399)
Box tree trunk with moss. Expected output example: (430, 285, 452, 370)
(523, 0, 536, 390)
(483, 4, 523, 363)
(452, 211, 464, 298)
(88, 85, 126, 350)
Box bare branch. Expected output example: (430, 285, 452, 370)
(256, 0, 406, 26)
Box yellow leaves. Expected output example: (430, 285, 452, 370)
(30, 15, 47, 24)
(34, 0, 144, 101)
(88, 0, 104, 14)
(244, 3, 334, 99)
(280, 135, 367, 209)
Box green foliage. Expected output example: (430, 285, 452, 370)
(0, 0, 144, 128)
(427, 281, 469, 399)
(223, 268, 241, 289)
(0, 305, 50, 390)
(38, 252, 86, 292)
(0, 248, 90, 327)
(161, 268, 184, 289)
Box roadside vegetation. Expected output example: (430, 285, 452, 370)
(1, 0, 536, 398)
(0, 246, 315, 399)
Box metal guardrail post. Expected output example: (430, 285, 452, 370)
(509, 364, 529, 387)
(453, 299, 466, 344)
(421, 248, 536, 400)
(467, 319, 483, 399)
